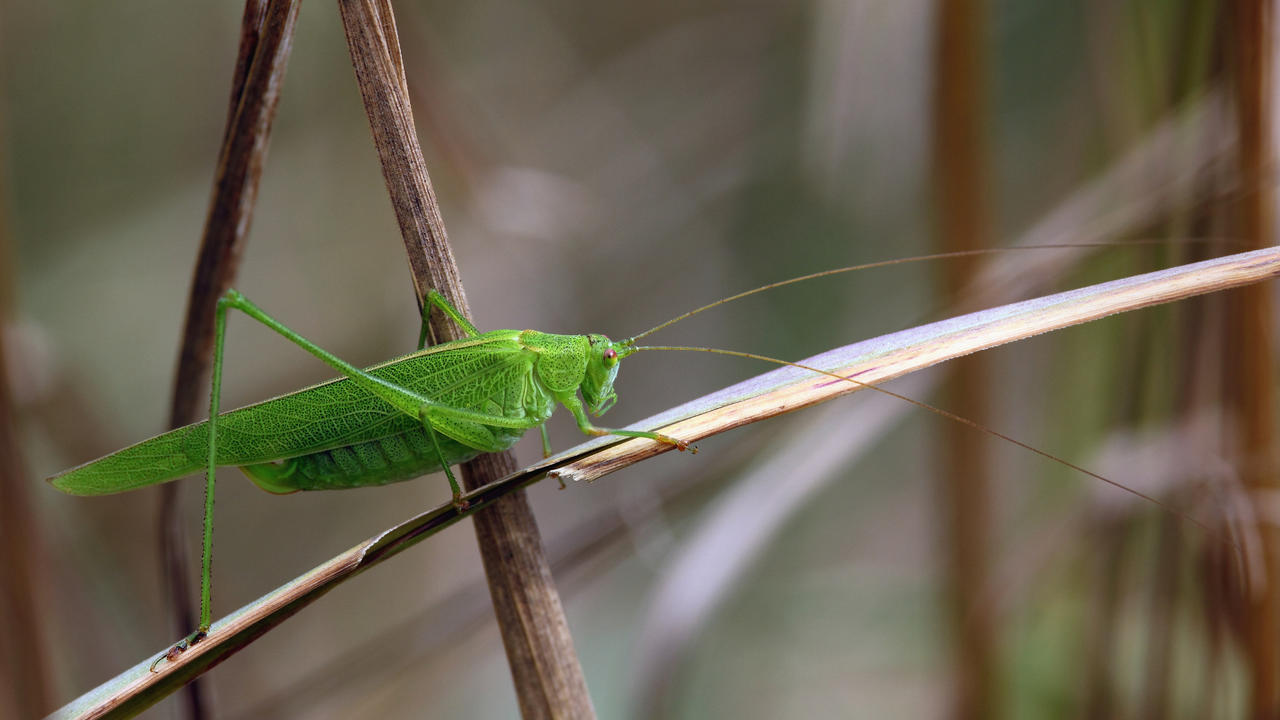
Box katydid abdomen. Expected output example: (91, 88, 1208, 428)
(240, 427, 494, 492)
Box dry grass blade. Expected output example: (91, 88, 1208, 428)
(46, 247, 1279, 718)
(551, 247, 1280, 482)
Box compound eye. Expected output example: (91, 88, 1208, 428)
(603, 348, 618, 366)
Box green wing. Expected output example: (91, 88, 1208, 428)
(48, 331, 540, 496)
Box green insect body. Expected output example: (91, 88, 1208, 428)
(52, 324, 640, 491)
(50, 327, 639, 496)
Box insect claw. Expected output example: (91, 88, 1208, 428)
(655, 433, 695, 453)
(150, 630, 206, 672)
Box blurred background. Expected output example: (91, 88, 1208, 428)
(2, 1, 1276, 718)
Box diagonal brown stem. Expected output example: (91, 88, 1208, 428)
(337, 2, 595, 717)
(0, 167, 54, 717)
(161, 1, 300, 717)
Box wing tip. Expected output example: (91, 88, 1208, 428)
(47, 469, 100, 496)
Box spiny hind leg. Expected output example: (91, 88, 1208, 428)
(155, 290, 236, 670)
(153, 289, 508, 669)
(218, 289, 475, 431)
(214, 291, 542, 510)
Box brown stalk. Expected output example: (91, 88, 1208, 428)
(0, 165, 54, 718)
(1225, 1, 1278, 716)
(162, 1, 300, 717)
(336, 2, 595, 717)
(0, 334, 52, 720)
(931, 2, 995, 718)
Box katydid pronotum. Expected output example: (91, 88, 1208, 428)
(44, 245, 1213, 668)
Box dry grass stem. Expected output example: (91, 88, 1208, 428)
(552, 247, 1280, 482)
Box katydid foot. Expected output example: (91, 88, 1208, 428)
(149, 629, 207, 673)
(665, 435, 696, 453)
(586, 428, 696, 454)
(452, 491, 471, 512)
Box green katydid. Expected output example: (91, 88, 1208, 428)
(44, 243, 1188, 664)
(48, 287, 693, 657)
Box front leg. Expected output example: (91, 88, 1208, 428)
(556, 391, 695, 453)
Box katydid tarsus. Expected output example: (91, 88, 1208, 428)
(44, 242, 1217, 667)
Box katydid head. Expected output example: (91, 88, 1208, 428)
(582, 334, 636, 416)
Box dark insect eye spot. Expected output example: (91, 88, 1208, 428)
(604, 348, 617, 360)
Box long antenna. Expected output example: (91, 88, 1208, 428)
(624, 240, 1223, 343)
(632, 343, 1236, 550)
(627, 172, 1278, 344)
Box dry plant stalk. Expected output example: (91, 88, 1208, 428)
(0, 34, 53, 714)
(169, 0, 299, 434)
(1225, 0, 1278, 713)
(336, 2, 594, 717)
(931, 0, 995, 717)
(0, 272, 54, 720)
(161, 1, 301, 717)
